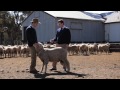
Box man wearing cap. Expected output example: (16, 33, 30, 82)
(26, 18, 41, 73)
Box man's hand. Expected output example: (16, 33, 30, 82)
(50, 39, 54, 43)
(33, 43, 40, 51)
(50, 39, 57, 44)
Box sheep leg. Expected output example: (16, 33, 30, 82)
(41, 62, 44, 73)
(2, 52, 4, 58)
(66, 60, 70, 72)
(5, 53, 6, 58)
(63, 59, 70, 72)
(0, 53, 1, 58)
(44, 64, 47, 74)
(19, 51, 21, 57)
(60, 61, 66, 71)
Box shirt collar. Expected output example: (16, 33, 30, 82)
(61, 25, 68, 30)
(62, 25, 67, 29)
(31, 25, 36, 29)
(57, 26, 68, 32)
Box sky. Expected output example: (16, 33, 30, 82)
(85, 11, 114, 14)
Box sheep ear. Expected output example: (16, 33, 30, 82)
(38, 42, 44, 48)
(38, 42, 42, 45)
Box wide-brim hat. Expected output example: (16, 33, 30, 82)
(30, 18, 41, 24)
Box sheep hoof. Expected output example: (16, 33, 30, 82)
(64, 69, 67, 72)
(66, 71, 70, 73)
(43, 72, 47, 75)
(64, 69, 70, 73)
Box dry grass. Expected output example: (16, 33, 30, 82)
(0, 52, 120, 79)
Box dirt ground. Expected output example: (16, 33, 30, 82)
(0, 52, 120, 79)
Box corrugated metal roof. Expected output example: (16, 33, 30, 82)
(44, 11, 103, 21)
(105, 11, 120, 23)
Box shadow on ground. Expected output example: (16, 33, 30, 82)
(34, 71, 88, 79)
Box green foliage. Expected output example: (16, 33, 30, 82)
(0, 11, 32, 45)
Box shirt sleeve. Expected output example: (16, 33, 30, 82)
(53, 31, 58, 41)
(66, 28, 71, 44)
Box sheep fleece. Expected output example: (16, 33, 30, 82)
(38, 47, 68, 64)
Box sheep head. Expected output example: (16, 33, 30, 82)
(37, 42, 44, 50)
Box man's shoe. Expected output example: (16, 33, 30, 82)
(50, 68, 57, 71)
(30, 70, 39, 73)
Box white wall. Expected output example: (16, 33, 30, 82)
(105, 23, 120, 42)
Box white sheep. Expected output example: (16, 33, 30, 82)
(79, 43, 89, 55)
(98, 43, 110, 54)
(0, 45, 4, 58)
(67, 45, 79, 55)
(36, 42, 70, 74)
(88, 43, 98, 55)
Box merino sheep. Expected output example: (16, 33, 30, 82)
(0, 45, 4, 58)
(79, 43, 89, 55)
(88, 43, 98, 55)
(67, 45, 79, 55)
(36, 42, 70, 74)
(3, 45, 12, 58)
(98, 43, 110, 54)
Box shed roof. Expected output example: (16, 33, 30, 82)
(105, 11, 120, 23)
(44, 11, 104, 21)
(21, 11, 104, 25)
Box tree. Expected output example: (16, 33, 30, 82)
(12, 11, 32, 43)
(0, 11, 32, 45)
(0, 11, 11, 44)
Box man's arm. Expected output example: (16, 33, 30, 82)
(26, 29, 33, 43)
(66, 28, 71, 44)
(26, 28, 38, 45)
(50, 31, 58, 43)
(53, 31, 58, 41)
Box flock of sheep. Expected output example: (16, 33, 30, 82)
(0, 42, 111, 73)
(0, 43, 110, 59)
(0, 44, 30, 58)
(36, 42, 111, 73)
(67, 43, 110, 56)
